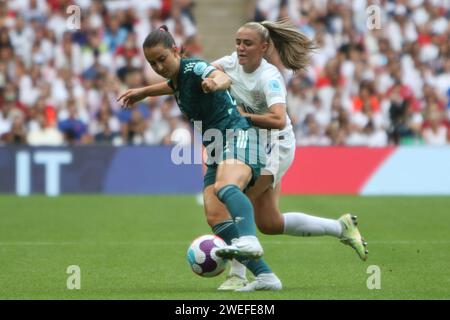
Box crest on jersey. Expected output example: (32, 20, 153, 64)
(268, 79, 282, 93)
(194, 62, 208, 75)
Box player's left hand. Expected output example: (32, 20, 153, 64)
(117, 87, 147, 108)
(201, 78, 218, 93)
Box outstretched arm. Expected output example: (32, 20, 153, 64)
(117, 82, 173, 108)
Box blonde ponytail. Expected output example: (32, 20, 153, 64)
(242, 19, 317, 72)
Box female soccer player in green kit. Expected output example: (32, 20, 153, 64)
(117, 26, 282, 291)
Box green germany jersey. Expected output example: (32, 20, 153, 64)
(167, 58, 251, 145)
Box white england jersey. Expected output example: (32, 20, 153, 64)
(214, 52, 294, 139)
(215, 52, 296, 187)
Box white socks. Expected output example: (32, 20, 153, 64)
(229, 258, 247, 279)
(283, 212, 342, 238)
(228, 212, 343, 279)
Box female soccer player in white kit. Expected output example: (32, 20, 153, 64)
(209, 19, 368, 291)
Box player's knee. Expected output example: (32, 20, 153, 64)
(205, 214, 217, 228)
(213, 181, 224, 196)
(257, 221, 278, 235)
(205, 210, 227, 227)
(256, 216, 284, 235)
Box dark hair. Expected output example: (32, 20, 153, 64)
(142, 25, 175, 49)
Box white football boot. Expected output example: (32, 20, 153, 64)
(235, 273, 282, 292)
(215, 236, 264, 260)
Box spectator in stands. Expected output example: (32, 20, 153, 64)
(0, 88, 24, 143)
(27, 113, 64, 146)
(122, 108, 146, 145)
(103, 13, 128, 53)
(144, 96, 176, 145)
(8, 15, 34, 64)
(297, 113, 331, 146)
(58, 100, 88, 145)
(89, 101, 121, 145)
(162, 108, 192, 146)
(422, 107, 449, 145)
(2, 113, 26, 144)
(0, 27, 12, 51)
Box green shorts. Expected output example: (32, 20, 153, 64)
(203, 128, 265, 189)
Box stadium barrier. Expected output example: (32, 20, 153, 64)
(0, 146, 203, 196)
(282, 146, 450, 195)
(1, 146, 449, 196)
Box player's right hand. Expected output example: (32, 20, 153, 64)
(201, 78, 218, 93)
(117, 88, 147, 108)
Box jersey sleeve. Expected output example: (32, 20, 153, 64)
(190, 60, 217, 80)
(262, 68, 287, 107)
(213, 52, 237, 71)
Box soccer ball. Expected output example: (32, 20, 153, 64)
(187, 234, 228, 277)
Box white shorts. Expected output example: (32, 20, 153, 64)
(262, 130, 296, 188)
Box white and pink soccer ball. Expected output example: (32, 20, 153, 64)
(187, 235, 228, 277)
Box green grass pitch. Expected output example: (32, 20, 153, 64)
(0, 195, 449, 299)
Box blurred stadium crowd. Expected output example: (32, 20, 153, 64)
(0, 0, 449, 147)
